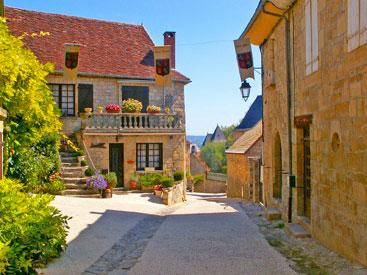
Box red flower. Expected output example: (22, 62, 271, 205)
(59, 173, 61, 177)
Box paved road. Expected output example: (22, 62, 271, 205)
(41, 193, 296, 275)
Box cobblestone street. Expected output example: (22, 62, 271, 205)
(40, 193, 367, 275)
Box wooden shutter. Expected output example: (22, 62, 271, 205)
(305, 0, 312, 75)
(311, 0, 318, 72)
(360, 0, 367, 45)
(348, 0, 360, 52)
(78, 84, 93, 114)
(121, 86, 149, 113)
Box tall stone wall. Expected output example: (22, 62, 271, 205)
(261, 0, 367, 266)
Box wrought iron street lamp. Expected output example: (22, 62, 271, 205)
(240, 80, 251, 101)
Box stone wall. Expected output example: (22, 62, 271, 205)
(80, 133, 186, 187)
(194, 172, 226, 193)
(260, 0, 367, 266)
(190, 154, 207, 176)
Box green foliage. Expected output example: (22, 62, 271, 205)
(222, 166, 227, 174)
(160, 176, 174, 188)
(139, 173, 162, 187)
(194, 174, 204, 185)
(0, 178, 69, 274)
(200, 142, 227, 173)
(80, 159, 88, 166)
(129, 173, 138, 182)
(84, 168, 95, 177)
(173, 171, 184, 181)
(0, 19, 62, 174)
(76, 150, 85, 156)
(186, 172, 192, 180)
(104, 172, 117, 188)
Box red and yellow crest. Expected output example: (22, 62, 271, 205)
(65, 52, 78, 69)
(156, 59, 170, 76)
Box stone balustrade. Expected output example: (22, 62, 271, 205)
(80, 113, 184, 133)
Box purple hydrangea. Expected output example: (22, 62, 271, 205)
(86, 172, 107, 190)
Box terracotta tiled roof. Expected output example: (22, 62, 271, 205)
(226, 120, 262, 154)
(4, 7, 190, 82)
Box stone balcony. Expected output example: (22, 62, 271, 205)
(80, 113, 184, 134)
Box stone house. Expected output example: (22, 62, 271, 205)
(241, 0, 367, 266)
(202, 125, 226, 147)
(6, 7, 191, 187)
(233, 95, 263, 142)
(226, 120, 262, 201)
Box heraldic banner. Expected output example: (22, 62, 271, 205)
(63, 43, 80, 82)
(154, 45, 172, 87)
(234, 37, 254, 81)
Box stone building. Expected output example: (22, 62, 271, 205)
(233, 95, 263, 142)
(202, 125, 226, 147)
(240, 0, 367, 266)
(226, 120, 262, 201)
(6, 7, 191, 187)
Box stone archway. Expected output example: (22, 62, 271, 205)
(273, 132, 282, 199)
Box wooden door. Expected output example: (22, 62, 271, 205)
(78, 84, 93, 114)
(109, 144, 124, 187)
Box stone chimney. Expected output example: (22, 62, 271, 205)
(163, 31, 176, 69)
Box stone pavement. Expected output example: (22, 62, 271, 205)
(40, 193, 297, 275)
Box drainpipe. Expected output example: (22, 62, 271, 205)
(262, 1, 294, 223)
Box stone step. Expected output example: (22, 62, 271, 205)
(60, 152, 78, 157)
(265, 207, 282, 221)
(62, 162, 80, 167)
(65, 183, 89, 190)
(113, 187, 127, 195)
(61, 157, 78, 163)
(63, 171, 85, 177)
(286, 223, 311, 239)
(60, 189, 99, 196)
(62, 177, 87, 184)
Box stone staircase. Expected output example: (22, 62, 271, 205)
(58, 150, 101, 198)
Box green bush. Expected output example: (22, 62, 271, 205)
(85, 168, 95, 177)
(0, 178, 69, 274)
(104, 172, 117, 188)
(80, 159, 88, 166)
(222, 166, 227, 174)
(139, 173, 162, 187)
(194, 174, 204, 185)
(76, 150, 85, 156)
(173, 171, 184, 181)
(160, 176, 174, 188)
(200, 142, 227, 173)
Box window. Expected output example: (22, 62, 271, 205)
(49, 84, 75, 116)
(305, 0, 318, 75)
(122, 86, 149, 113)
(136, 143, 163, 170)
(348, 0, 367, 52)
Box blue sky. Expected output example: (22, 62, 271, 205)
(6, 0, 262, 135)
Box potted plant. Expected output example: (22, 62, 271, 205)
(85, 167, 95, 177)
(146, 105, 161, 114)
(84, 107, 92, 113)
(97, 106, 104, 113)
(76, 149, 85, 162)
(104, 172, 117, 191)
(80, 159, 88, 173)
(86, 172, 107, 197)
(121, 98, 143, 113)
(129, 174, 138, 189)
(164, 107, 170, 114)
(160, 176, 174, 191)
(105, 104, 121, 113)
(154, 184, 163, 198)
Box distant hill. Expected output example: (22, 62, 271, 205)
(187, 135, 206, 148)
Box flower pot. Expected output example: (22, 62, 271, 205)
(155, 190, 162, 198)
(77, 156, 85, 162)
(130, 181, 136, 189)
(84, 108, 92, 113)
(148, 110, 160, 114)
(97, 108, 103, 114)
(104, 189, 112, 198)
(107, 109, 120, 113)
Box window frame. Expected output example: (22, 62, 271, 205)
(49, 84, 75, 116)
(136, 143, 163, 171)
(305, 0, 319, 75)
(347, 0, 367, 52)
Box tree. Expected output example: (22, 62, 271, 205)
(200, 142, 226, 173)
(221, 123, 239, 147)
(0, 18, 62, 173)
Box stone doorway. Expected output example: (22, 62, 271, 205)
(273, 132, 282, 199)
(109, 143, 124, 187)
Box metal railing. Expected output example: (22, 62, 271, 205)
(80, 113, 184, 133)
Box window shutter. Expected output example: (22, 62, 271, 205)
(311, 0, 318, 72)
(305, 0, 312, 75)
(360, 0, 367, 45)
(348, 0, 360, 52)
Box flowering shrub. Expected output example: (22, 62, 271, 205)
(86, 172, 107, 190)
(155, 184, 162, 191)
(147, 105, 161, 112)
(121, 98, 143, 113)
(105, 104, 121, 112)
(43, 170, 65, 192)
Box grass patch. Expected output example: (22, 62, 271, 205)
(272, 223, 285, 229)
(268, 240, 284, 248)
